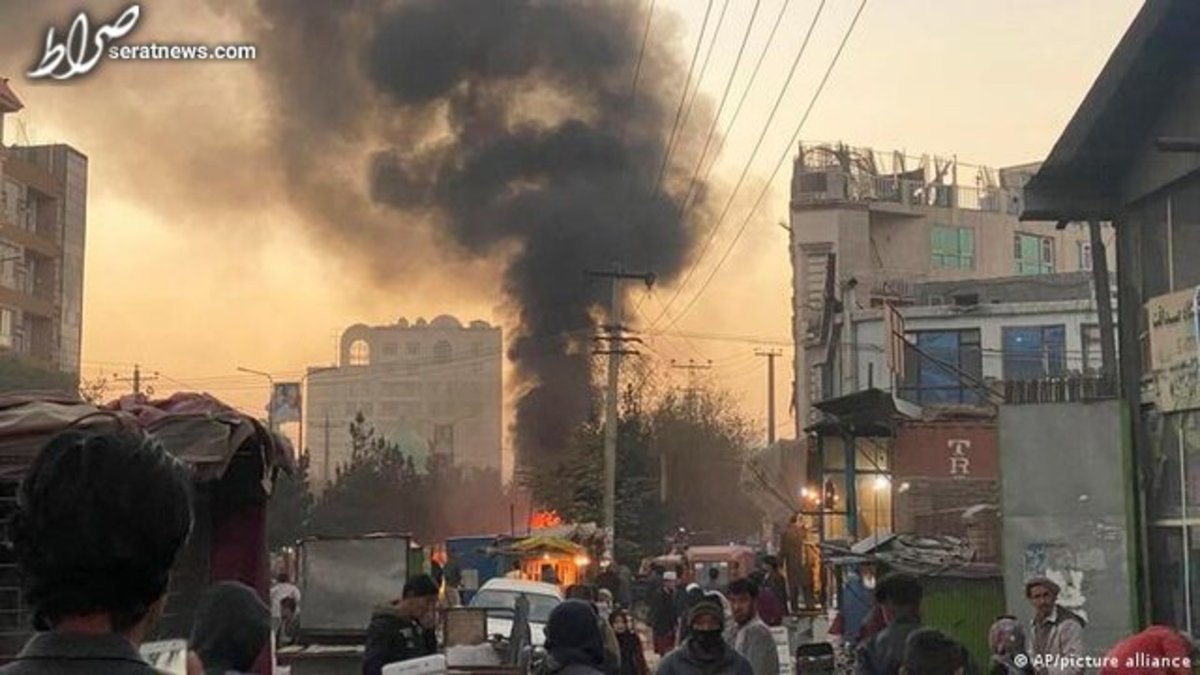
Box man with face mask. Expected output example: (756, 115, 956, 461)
(655, 599, 753, 675)
(362, 574, 440, 675)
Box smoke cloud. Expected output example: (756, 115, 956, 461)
(245, 0, 715, 472)
(1, 0, 717, 474)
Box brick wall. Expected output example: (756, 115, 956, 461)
(893, 478, 1001, 562)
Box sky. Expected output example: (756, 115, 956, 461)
(0, 0, 1142, 459)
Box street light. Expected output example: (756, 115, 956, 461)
(237, 366, 276, 431)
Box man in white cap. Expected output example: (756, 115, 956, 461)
(1024, 577, 1085, 675)
(650, 570, 683, 656)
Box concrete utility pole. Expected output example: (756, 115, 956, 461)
(755, 349, 783, 445)
(113, 364, 158, 397)
(588, 264, 654, 563)
(667, 358, 712, 506)
(238, 366, 276, 431)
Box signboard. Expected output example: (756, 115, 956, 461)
(1147, 288, 1200, 412)
(298, 535, 410, 636)
(271, 382, 302, 424)
(893, 422, 998, 480)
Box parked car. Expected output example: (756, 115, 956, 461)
(469, 578, 564, 646)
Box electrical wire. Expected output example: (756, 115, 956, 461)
(621, 0, 658, 142)
(662, 0, 870, 330)
(650, 0, 829, 329)
(650, 0, 715, 198)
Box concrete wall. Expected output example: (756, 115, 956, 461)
(998, 401, 1134, 655)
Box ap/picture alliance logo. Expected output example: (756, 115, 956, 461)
(28, 4, 257, 81)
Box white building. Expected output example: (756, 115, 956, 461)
(305, 315, 502, 488)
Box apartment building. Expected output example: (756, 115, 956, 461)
(305, 315, 503, 488)
(789, 142, 1113, 429)
(0, 79, 87, 381)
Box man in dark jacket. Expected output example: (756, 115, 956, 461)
(1, 423, 193, 675)
(543, 600, 609, 675)
(362, 575, 440, 675)
(857, 574, 924, 675)
(760, 557, 790, 618)
(190, 582, 272, 675)
(649, 571, 683, 656)
(655, 599, 754, 675)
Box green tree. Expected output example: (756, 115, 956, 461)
(268, 452, 315, 550)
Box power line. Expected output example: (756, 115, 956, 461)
(650, 0, 715, 198)
(662, 0, 869, 330)
(622, 0, 658, 142)
(651, 0, 828, 329)
(673, 0, 766, 224)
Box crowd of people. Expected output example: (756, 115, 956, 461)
(3, 424, 1199, 675)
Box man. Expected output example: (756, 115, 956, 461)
(1024, 577, 1085, 675)
(189, 581, 272, 675)
(362, 574, 440, 675)
(566, 584, 621, 675)
(506, 561, 525, 580)
(649, 571, 683, 656)
(748, 572, 784, 628)
(277, 597, 300, 649)
(655, 599, 753, 675)
(780, 515, 811, 611)
(270, 572, 302, 623)
(544, 600, 609, 675)
(857, 573, 925, 675)
(901, 628, 969, 675)
(761, 557, 790, 618)
(727, 578, 780, 675)
(2, 423, 193, 674)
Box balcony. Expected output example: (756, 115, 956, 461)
(793, 170, 1021, 214)
(1002, 375, 1118, 405)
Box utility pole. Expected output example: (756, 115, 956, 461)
(755, 349, 783, 445)
(588, 264, 655, 563)
(670, 359, 713, 411)
(113, 364, 159, 397)
(323, 414, 331, 488)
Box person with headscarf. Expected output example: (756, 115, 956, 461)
(189, 582, 272, 675)
(655, 599, 753, 675)
(541, 600, 610, 675)
(610, 609, 650, 675)
(1099, 626, 1197, 675)
(988, 616, 1033, 675)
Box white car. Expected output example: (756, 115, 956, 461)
(468, 578, 563, 646)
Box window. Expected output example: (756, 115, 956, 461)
(380, 401, 399, 417)
(899, 329, 982, 405)
(1003, 325, 1067, 381)
(0, 308, 13, 349)
(433, 424, 455, 453)
(1078, 241, 1093, 271)
(383, 342, 399, 356)
(406, 342, 420, 356)
(1014, 233, 1054, 275)
(434, 340, 452, 364)
(348, 339, 371, 366)
(931, 226, 975, 269)
(382, 382, 401, 397)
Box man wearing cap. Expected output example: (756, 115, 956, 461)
(655, 599, 753, 675)
(1024, 577, 1085, 675)
(650, 571, 684, 656)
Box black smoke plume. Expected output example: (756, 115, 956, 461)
(248, 0, 713, 473)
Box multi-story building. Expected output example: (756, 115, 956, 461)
(788, 142, 1111, 430)
(0, 79, 87, 382)
(305, 315, 502, 488)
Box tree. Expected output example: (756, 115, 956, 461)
(268, 452, 315, 549)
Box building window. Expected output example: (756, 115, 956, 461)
(1003, 325, 1067, 381)
(0, 307, 13, 349)
(1080, 324, 1113, 375)
(931, 226, 975, 270)
(471, 341, 482, 357)
(434, 340, 452, 364)
(349, 339, 371, 366)
(406, 342, 420, 355)
(380, 401, 399, 417)
(1014, 233, 1055, 275)
(1078, 241, 1093, 271)
(433, 424, 455, 454)
(899, 329, 982, 405)
(383, 342, 399, 356)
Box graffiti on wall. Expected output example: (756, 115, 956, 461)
(1023, 540, 1111, 623)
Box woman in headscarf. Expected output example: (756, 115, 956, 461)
(189, 581, 272, 675)
(610, 609, 650, 675)
(987, 616, 1032, 675)
(542, 600, 609, 675)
